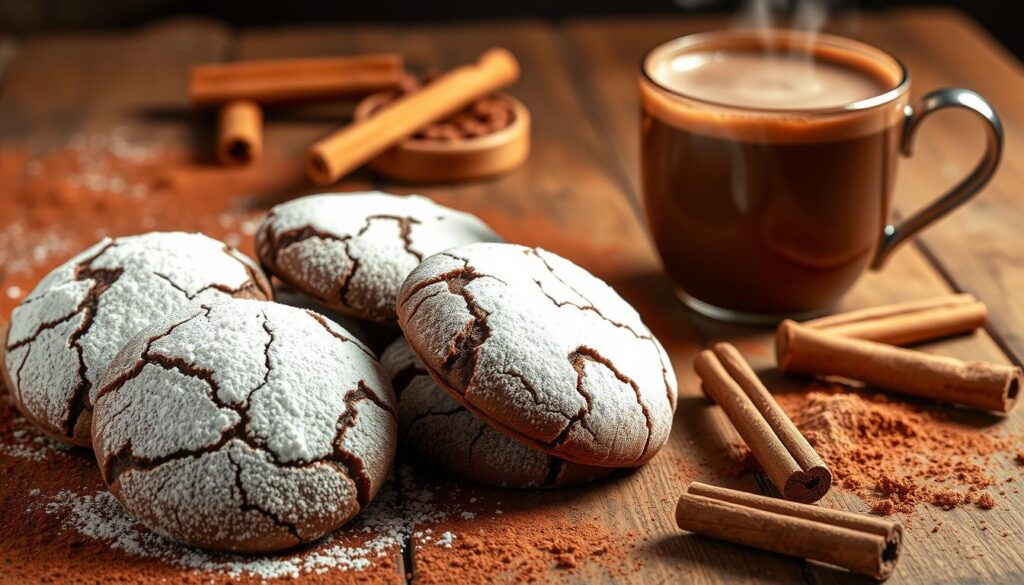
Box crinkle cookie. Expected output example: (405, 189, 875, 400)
(396, 243, 677, 468)
(91, 299, 397, 553)
(255, 192, 501, 325)
(2, 232, 271, 446)
(382, 337, 611, 488)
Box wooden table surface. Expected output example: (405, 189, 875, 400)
(1, 7, 1023, 584)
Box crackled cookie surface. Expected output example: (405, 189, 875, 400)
(397, 243, 677, 468)
(91, 299, 397, 553)
(382, 337, 611, 488)
(2, 232, 271, 446)
(255, 192, 501, 325)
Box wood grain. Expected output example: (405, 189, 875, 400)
(281, 20, 803, 584)
(851, 10, 1024, 366)
(0, 37, 16, 85)
(1, 9, 1023, 585)
(0, 18, 236, 584)
(565, 10, 1024, 583)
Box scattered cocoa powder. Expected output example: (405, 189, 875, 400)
(771, 386, 1019, 516)
(411, 504, 638, 584)
(0, 130, 648, 584)
(0, 137, 308, 318)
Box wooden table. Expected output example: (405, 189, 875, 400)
(1, 7, 1023, 584)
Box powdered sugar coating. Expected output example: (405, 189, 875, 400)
(2, 232, 271, 446)
(396, 243, 678, 468)
(382, 337, 611, 487)
(256, 192, 501, 325)
(91, 299, 398, 553)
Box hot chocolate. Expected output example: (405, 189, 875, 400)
(648, 50, 886, 110)
(640, 31, 908, 317)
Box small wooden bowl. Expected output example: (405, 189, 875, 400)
(354, 92, 530, 183)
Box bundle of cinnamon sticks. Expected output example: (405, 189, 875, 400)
(778, 294, 1019, 413)
(679, 293, 1018, 580)
(190, 49, 521, 175)
(677, 482, 901, 580)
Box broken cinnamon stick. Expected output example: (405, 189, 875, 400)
(695, 343, 831, 503)
(677, 482, 902, 580)
(777, 320, 1021, 412)
(190, 54, 405, 106)
(803, 293, 987, 346)
(217, 100, 262, 165)
(306, 47, 520, 185)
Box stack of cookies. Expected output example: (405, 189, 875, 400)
(1, 192, 677, 555)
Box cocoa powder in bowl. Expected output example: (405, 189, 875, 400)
(366, 75, 516, 141)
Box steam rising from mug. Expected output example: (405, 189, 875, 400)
(733, 0, 833, 85)
(733, 0, 831, 34)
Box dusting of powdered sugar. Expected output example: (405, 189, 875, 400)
(32, 467, 468, 580)
(396, 243, 678, 468)
(381, 337, 610, 488)
(255, 192, 501, 325)
(3, 232, 270, 444)
(91, 299, 398, 553)
(0, 416, 74, 461)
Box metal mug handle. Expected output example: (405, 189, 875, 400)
(871, 88, 1004, 269)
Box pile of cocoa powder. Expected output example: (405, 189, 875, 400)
(771, 385, 1020, 515)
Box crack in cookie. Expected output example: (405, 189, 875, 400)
(304, 310, 378, 363)
(397, 243, 677, 468)
(554, 347, 654, 464)
(92, 300, 397, 553)
(4, 233, 272, 446)
(228, 449, 303, 543)
(543, 457, 566, 486)
(382, 337, 612, 489)
(256, 192, 501, 325)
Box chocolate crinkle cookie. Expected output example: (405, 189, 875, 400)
(255, 192, 501, 326)
(2, 232, 271, 446)
(397, 243, 678, 468)
(91, 299, 398, 553)
(382, 337, 612, 488)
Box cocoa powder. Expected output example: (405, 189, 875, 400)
(0, 138, 307, 318)
(772, 386, 1019, 515)
(410, 502, 639, 584)
(0, 134, 642, 583)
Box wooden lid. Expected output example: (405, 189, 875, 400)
(354, 92, 530, 183)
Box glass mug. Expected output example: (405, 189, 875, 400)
(639, 29, 1002, 323)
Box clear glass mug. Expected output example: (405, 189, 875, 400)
(639, 29, 1003, 324)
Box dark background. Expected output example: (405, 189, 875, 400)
(0, 0, 1020, 60)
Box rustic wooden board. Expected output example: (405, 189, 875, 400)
(1, 8, 1023, 585)
(564, 10, 1024, 584)
(361, 20, 809, 585)
(0, 37, 16, 84)
(0, 19, 413, 585)
(229, 20, 808, 584)
(0, 18, 238, 584)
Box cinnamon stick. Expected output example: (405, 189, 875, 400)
(217, 100, 262, 165)
(306, 47, 520, 185)
(777, 320, 1021, 412)
(803, 294, 987, 346)
(190, 54, 405, 106)
(695, 343, 831, 503)
(677, 482, 902, 580)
